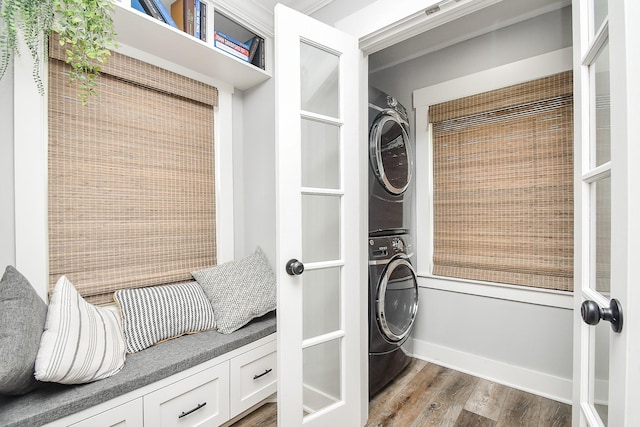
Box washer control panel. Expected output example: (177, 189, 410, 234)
(369, 234, 413, 261)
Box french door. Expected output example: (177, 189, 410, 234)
(274, 4, 365, 426)
(572, 0, 640, 425)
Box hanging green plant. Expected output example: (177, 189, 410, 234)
(0, 0, 117, 104)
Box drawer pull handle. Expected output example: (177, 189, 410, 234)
(178, 402, 207, 419)
(253, 368, 273, 380)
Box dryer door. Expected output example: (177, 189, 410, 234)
(376, 256, 419, 342)
(369, 110, 413, 195)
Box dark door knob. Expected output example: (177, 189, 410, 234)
(286, 259, 304, 276)
(581, 298, 623, 333)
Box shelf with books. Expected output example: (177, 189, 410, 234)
(213, 10, 265, 70)
(114, 0, 270, 90)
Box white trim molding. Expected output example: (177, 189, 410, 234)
(418, 276, 573, 309)
(335, 0, 502, 55)
(409, 338, 573, 404)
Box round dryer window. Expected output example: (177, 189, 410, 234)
(376, 255, 419, 342)
(370, 110, 413, 195)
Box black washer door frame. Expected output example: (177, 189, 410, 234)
(375, 255, 419, 343)
(369, 109, 413, 195)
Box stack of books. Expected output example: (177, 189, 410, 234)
(214, 31, 265, 69)
(170, 0, 208, 41)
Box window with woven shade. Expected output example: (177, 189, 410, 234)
(429, 71, 573, 292)
(48, 38, 219, 304)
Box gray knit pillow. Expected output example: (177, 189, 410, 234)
(192, 247, 276, 334)
(0, 266, 47, 395)
(114, 281, 216, 353)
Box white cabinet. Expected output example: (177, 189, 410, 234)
(47, 335, 276, 427)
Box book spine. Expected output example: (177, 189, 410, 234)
(170, 0, 184, 31)
(199, 2, 207, 41)
(250, 37, 265, 69)
(194, 0, 200, 39)
(214, 32, 250, 56)
(152, 0, 178, 28)
(131, 0, 147, 15)
(214, 39, 249, 61)
(139, 0, 165, 22)
(246, 35, 260, 63)
(185, 0, 195, 35)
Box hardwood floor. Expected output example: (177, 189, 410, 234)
(231, 359, 571, 427)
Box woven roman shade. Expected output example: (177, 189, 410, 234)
(430, 71, 573, 291)
(48, 39, 218, 304)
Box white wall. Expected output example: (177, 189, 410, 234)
(238, 78, 277, 266)
(0, 57, 15, 270)
(369, 7, 575, 402)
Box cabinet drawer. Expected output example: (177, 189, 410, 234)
(230, 340, 277, 417)
(144, 362, 230, 427)
(70, 398, 143, 427)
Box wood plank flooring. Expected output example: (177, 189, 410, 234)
(231, 359, 571, 427)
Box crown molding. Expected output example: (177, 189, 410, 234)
(213, 0, 334, 38)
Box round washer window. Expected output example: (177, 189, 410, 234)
(376, 256, 419, 342)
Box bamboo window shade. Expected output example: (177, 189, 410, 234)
(429, 71, 573, 291)
(48, 38, 219, 304)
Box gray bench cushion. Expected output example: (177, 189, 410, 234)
(0, 311, 276, 427)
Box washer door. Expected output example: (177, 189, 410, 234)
(369, 110, 413, 195)
(376, 256, 419, 343)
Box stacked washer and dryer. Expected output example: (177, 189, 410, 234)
(368, 87, 419, 397)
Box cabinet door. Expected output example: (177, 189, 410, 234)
(70, 399, 143, 427)
(144, 362, 230, 427)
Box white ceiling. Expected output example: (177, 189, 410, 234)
(369, 0, 571, 73)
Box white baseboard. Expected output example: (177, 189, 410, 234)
(409, 338, 572, 404)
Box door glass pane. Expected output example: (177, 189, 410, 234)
(300, 42, 339, 118)
(593, 177, 611, 296)
(593, 321, 610, 425)
(592, 42, 610, 167)
(302, 118, 340, 189)
(303, 339, 342, 416)
(303, 267, 341, 340)
(593, 0, 608, 34)
(302, 194, 340, 262)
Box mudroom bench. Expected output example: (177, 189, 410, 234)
(0, 312, 276, 427)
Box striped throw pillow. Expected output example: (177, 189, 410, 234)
(114, 282, 216, 353)
(34, 276, 126, 384)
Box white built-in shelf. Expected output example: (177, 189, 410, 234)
(113, 2, 270, 91)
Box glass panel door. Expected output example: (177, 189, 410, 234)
(275, 4, 362, 426)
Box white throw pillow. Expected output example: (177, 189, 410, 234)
(35, 276, 126, 384)
(192, 246, 276, 334)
